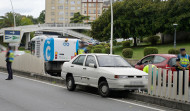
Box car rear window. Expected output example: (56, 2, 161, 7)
(153, 56, 166, 64)
(168, 57, 177, 67)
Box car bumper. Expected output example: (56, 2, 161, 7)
(107, 78, 148, 90)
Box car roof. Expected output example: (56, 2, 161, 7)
(148, 54, 177, 58)
(80, 53, 120, 56)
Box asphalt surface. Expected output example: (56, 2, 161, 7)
(0, 72, 179, 111)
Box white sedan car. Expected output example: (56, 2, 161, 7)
(61, 54, 148, 97)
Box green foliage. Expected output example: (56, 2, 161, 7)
(168, 48, 180, 54)
(144, 47, 158, 56)
(122, 41, 131, 48)
(116, 42, 122, 46)
(91, 0, 190, 44)
(113, 40, 117, 46)
(143, 37, 149, 43)
(122, 48, 133, 58)
(104, 47, 114, 54)
(94, 45, 104, 49)
(100, 42, 106, 46)
(93, 48, 102, 53)
(70, 12, 89, 23)
(105, 43, 110, 47)
(38, 10, 45, 23)
(147, 36, 160, 45)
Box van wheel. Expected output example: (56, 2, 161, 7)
(98, 81, 110, 97)
(66, 76, 76, 91)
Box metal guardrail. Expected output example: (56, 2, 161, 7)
(148, 65, 189, 102)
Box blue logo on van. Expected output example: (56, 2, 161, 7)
(44, 38, 54, 61)
(63, 42, 69, 46)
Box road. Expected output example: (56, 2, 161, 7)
(0, 72, 178, 111)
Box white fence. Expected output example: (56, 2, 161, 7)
(148, 65, 189, 102)
(0, 52, 45, 75)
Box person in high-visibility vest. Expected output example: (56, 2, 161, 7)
(143, 64, 158, 90)
(77, 41, 88, 55)
(5, 46, 14, 80)
(176, 48, 190, 94)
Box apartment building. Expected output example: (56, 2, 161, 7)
(45, 0, 82, 23)
(81, 0, 103, 23)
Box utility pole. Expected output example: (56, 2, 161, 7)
(110, 0, 113, 54)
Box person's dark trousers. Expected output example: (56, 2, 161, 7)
(177, 69, 185, 95)
(6, 62, 13, 79)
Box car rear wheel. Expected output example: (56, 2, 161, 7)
(66, 76, 76, 91)
(98, 81, 110, 97)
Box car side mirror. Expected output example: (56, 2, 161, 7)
(89, 63, 97, 68)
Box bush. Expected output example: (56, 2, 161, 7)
(147, 36, 160, 45)
(87, 45, 93, 49)
(168, 48, 180, 54)
(93, 48, 102, 53)
(100, 43, 106, 46)
(94, 45, 104, 49)
(122, 48, 133, 58)
(113, 40, 117, 46)
(116, 42, 122, 46)
(122, 41, 131, 48)
(105, 47, 114, 54)
(143, 37, 149, 43)
(144, 47, 158, 56)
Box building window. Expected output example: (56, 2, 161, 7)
(65, 12, 68, 15)
(51, 7, 55, 10)
(51, 0, 55, 4)
(51, 12, 55, 15)
(65, 18, 68, 21)
(51, 18, 55, 21)
(77, 7, 80, 10)
(88, 10, 91, 14)
(89, 3, 91, 7)
(59, 11, 64, 15)
(59, 0, 64, 3)
(93, 10, 96, 14)
(84, 10, 86, 14)
(98, 10, 100, 14)
(70, 1, 75, 5)
(93, 4, 96, 7)
(70, 12, 74, 16)
(58, 6, 63, 9)
(77, 1, 80, 4)
(59, 17, 64, 21)
(65, 7, 68, 9)
(71, 7, 75, 10)
(84, 4, 87, 7)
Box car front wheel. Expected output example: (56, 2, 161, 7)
(66, 76, 76, 91)
(98, 81, 110, 97)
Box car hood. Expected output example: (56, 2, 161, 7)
(99, 67, 148, 76)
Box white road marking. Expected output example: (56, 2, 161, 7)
(0, 72, 165, 111)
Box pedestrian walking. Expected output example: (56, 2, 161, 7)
(176, 48, 190, 94)
(5, 46, 14, 80)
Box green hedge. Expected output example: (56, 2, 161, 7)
(147, 36, 160, 45)
(94, 45, 104, 49)
(93, 48, 102, 53)
(105, 47, 114, 54)
(122, 48, 133, 58)
(168, 48, 180, 54)
(116, 42, 122, 46)
(144, 47, 158, 56)
(122, 41, 131, 48)
(100, 43, 106, 46)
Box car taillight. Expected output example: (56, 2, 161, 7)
(114, 75, 119, 79)
(166, 64, 170, 68)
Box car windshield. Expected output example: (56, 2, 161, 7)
(97, 55, 131, 67)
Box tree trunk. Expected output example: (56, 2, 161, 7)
(133, 37, 137, 47)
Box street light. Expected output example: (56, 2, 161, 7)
(10, 0, 16, 28)
(110, 0, 113, 54)
(173, 23, 178, 48)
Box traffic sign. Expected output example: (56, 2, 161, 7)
(4, 30, 21, 43)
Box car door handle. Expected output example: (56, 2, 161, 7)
(71, 66, 74, 67)
(83, 68, 86, 70)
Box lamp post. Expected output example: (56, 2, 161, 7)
(110, 0, 113, 54)
(173, 23, 178, 48)
(10, 0, 16, 28)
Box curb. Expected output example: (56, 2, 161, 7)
(1, 67, 190, 110)
(127, 93, 190, 111)
(0, 67, 65, 85)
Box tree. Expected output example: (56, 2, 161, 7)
(20, 16, 33, 25)
(38, 10, 45, 23)
(70, 12, 89, 23)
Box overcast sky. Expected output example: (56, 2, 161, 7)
(0, 0, 45, 18)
